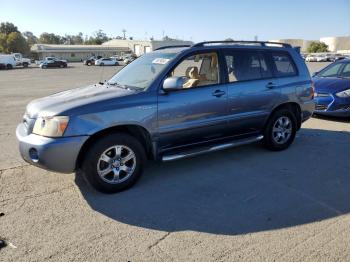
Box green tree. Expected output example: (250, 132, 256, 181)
(307, 42, 329, 53)
(0, 22, 18, 35)
(85, 30, 109, 45)
(6, 32, 30, 54)
(0, 33, 7, 52)
(23, 31, 38, 46)
(62, 32, 84, 45)
(38, 32, 62, 44)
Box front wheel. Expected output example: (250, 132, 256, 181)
(263, 109, 297, 151)
(82, 133, 146, 193)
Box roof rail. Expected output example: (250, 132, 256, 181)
(154, 45, 192, 51)
(192, 40, 292, 48)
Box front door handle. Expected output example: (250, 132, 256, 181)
(266, 82, 277, 89)
(212, 90, 226, 97)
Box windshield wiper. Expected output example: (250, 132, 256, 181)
(106, 82, 129, 89)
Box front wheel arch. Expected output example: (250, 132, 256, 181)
(76, 125, 153, 170)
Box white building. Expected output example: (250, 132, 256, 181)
(319, 36, 350, 52)
(31, 39, 193, 62)
(102, 39, 193, 56)
(270, 36, 350, 53)
(31, 44, 130, 62)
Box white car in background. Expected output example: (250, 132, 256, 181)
(95, 57, 119, 66)
(35, 57, 67, 65)
(315, 55, 328, 62)
(305, 55, 317, 62)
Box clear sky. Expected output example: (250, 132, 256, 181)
(1, 0, 349, 42)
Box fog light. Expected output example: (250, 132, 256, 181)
(29, 148, 39, 163)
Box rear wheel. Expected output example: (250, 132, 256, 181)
(82, 133, 146, 193)
(6, 64, 13, 70)
(60, 64, 64, 68)
(100, 63, 104, 66)
(23, 62, 29, 68)
(263, 109, 297, 151)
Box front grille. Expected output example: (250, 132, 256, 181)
(315, 92, 331, 98)
(315, 104, 328, 111)
(339, 105, 350, 110)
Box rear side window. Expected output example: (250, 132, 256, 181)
(271, 52, 297, 77)
(224, 50, 273, 82)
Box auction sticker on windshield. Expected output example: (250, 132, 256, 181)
(152, 58, 170, 64)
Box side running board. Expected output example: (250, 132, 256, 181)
(162, 135, 264, 161)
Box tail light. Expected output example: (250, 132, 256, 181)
(310, 81, 315, 99)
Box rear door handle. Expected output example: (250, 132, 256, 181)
(212, 90, 226, 97)
(266, 82, 277, 89)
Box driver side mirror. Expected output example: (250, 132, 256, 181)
(163, 76, 185, 91)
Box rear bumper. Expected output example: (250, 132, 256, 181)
(16, 123, 89, 173)
(301, 100, 315, 122)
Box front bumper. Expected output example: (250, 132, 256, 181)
(16, 123, 89, 173)
(314, 93, 350, 117)
(314, 108, 350, 117)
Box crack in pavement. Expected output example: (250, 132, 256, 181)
(148, 232, 173, 261)
(0, 164, 30, 174)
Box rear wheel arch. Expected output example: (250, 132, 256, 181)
(266, 102, 302, 130)
(76, 124, 153, 170)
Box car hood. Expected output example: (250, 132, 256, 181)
(313, 77, 350, 94)
(26, 84, 135, 118)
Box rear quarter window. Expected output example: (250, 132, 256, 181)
(271, 52, 298, 77)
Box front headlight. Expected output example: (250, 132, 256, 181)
(33, 116, 69, 137)
(336, 89, 350, 98)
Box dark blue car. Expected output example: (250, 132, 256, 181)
(313, 59, 350, 117)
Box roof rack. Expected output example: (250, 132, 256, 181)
(192, 40, 292, 48)
(154, 45, 192, 51)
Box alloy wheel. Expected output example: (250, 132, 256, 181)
(272, 116, 292, 144)
(97, 145, 136, 184)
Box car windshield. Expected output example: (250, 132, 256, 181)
(317, 63, 343, 77)
(107, 52, 177, 90)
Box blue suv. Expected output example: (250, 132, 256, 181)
(16, 41, 315, 193)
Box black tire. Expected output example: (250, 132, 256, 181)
(115, 62, 118, 66)
(100, 63, 104, 66)
(6, 64, 13, 70)
(60, 64, 64, 68)
(263, 109, 297, 151)
(87, 62, 91, 66)
(82, 133, 146, 193)
(23, 62, 29, 68)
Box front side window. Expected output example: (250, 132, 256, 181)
(224, 51, 272, 82)
(318, 63, 342, 77)
(271, 52, 297, 77)
(108, 52, 177, 90)
(340, 63, 350, 78)
(171, 52, 219, 88)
